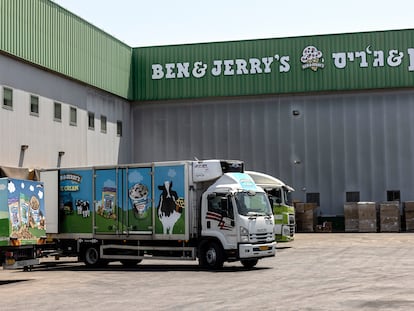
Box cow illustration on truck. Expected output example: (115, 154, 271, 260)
(0, 160, 276, 270)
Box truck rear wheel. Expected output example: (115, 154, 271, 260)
(240, 258, 258, 269)
(200, 241, 224, 269)
(84, 246, 100, 267)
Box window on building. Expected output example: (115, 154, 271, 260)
(117, 120, 122, 137)
(387, 190, 400, 202)
(30, 95, 39, 115)
(101, 115, 107, 133)
(346, 192, 360, 202)
(88, 112, 95, 130)
(3, 87, 13, 109)
(306, 193, 320, 206)
(70, 107, 77, 126)
(54, 102, 62, 121)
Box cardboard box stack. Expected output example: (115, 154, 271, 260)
(295, 203, 317, 232)
(358, 202, 377, 232)
(344, 202, 359, 232)
(379, 202, 400, 232)
(404, 201, 414, 231)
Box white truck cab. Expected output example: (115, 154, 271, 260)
(198, 171, 276, 268)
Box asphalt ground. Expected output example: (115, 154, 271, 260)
(1, 233, 414, 311)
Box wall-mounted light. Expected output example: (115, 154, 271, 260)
(292, 110, 300, 116)
(57, 151, 65, 168)
(19, 145, 29, 167)
(294, 160, 301, 164)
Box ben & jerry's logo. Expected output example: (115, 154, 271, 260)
(301, 46, 325, 71)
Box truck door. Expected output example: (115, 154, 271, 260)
(94, 168, 123, 234)
(153, 163, 187, 240)
(58, 169, 94, 234)
(125, 167, 153, 234)
(205, 193, 238, 247)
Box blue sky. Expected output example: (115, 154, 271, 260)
(53, 0, 414, 47)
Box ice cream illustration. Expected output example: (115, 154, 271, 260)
(301, 46, 324, 71)
(129, 183, 150, 219)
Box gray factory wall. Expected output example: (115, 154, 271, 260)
(0, 53, 132, 167)
(132, 89, 414, 216)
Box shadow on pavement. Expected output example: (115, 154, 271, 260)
(21, 261, 272, 273)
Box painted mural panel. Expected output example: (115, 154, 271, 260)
(59, 170, 93, 233)
(154, 164, 186, 236)
(0, 178, 45, 245)
(94, 169, 119, 234)
(127, 167, 152, 232)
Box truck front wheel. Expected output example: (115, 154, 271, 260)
(200, 242, 224, 269)
(84, 246, 100, 267)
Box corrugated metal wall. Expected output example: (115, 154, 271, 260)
(133, 29, 414, 101)
(0, 0, 132, 99)
(132, 89, 414, 216)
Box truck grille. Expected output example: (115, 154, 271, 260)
(289, 224, 295, 236)
(250, 232, 273, 243)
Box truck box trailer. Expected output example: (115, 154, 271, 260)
(1, 160, 276, 270)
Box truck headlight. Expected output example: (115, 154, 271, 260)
(240, 226, 249, 242)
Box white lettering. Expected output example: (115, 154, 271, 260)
(235, 59, 248, 74)
(176, 63, 190, 78)
(151, 64, 164, 79)
(261, 57, 274, 73)
(165, 63, 176, 79)
(387, 50, 403, 67)
(332, 53, 347, 69)
(407, 48, 414, 71)
(192, 62, 208, 78)
(211, 60, 222, 76)
(279, 56, 290, 72)
(249, 58, 262, 74)
(373, 50, 384, 67)
(224, 59, 234, 75)
(355, 51, 368, 68)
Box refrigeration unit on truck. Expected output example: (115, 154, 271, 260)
(246, 171, 295, 242)
(1, 160, 276, 270)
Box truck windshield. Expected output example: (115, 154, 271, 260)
(234, 192, 272, 216)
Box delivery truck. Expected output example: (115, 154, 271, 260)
(1, 160, 276, 270)
(246, 171, 295, 242)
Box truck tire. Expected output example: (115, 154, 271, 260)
(200, 241, 224, 269)
(240, 258, 258, 269)
(84, 246, 100, 267)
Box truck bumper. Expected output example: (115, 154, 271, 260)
(3, 258, 39, 270)
(275, 224, 295, 242)
(238, 242, 276, 259)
